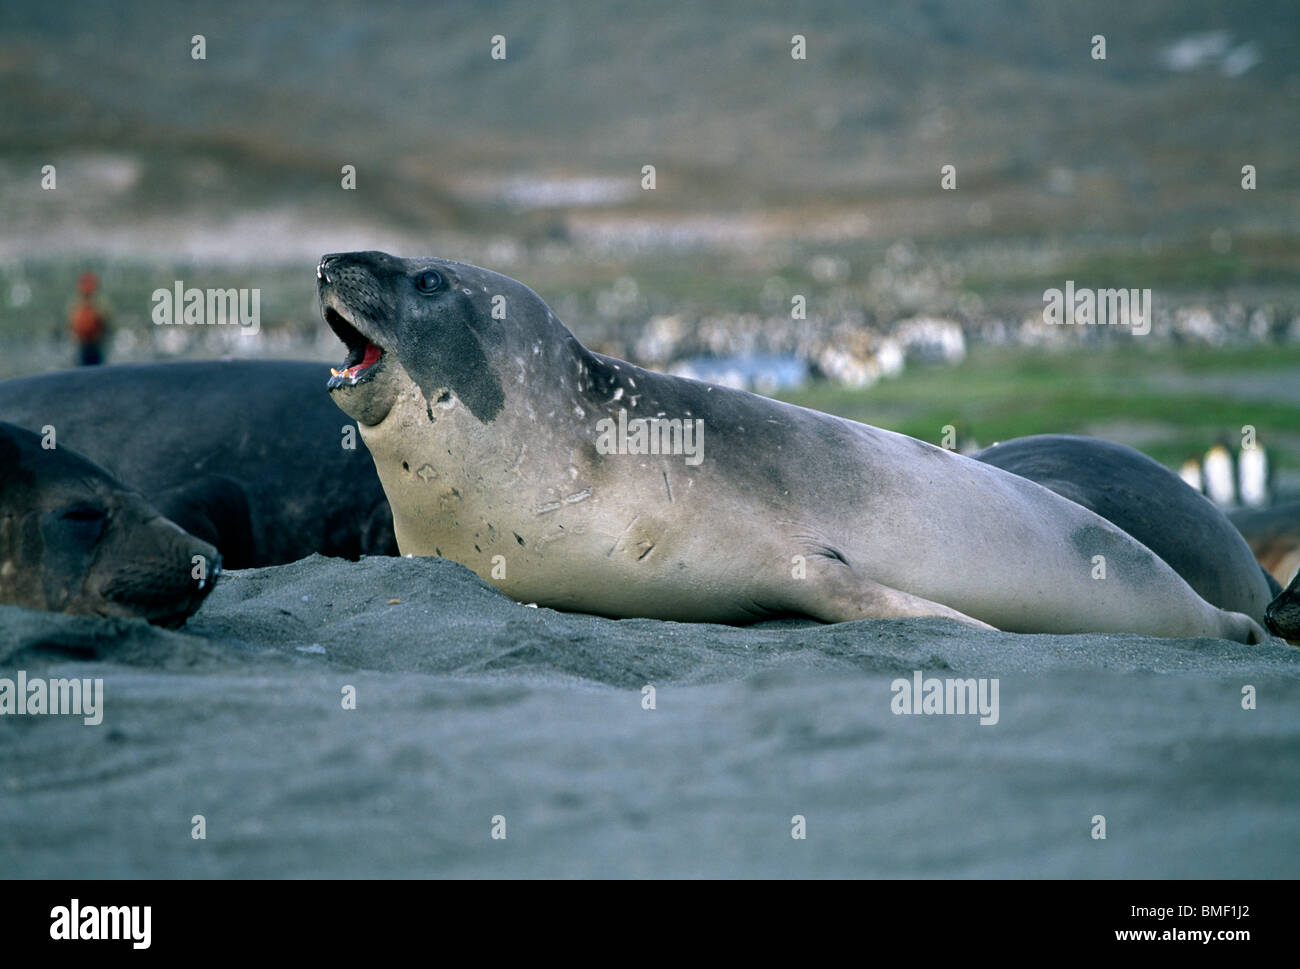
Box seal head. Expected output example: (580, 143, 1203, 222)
(0, 423, 220, 627)
(317, 250, 558, 427)
(1265, 574, 1300, 640)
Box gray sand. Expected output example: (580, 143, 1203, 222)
(3, 555, 1298, 878)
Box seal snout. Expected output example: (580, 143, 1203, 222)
(316, 254, 338, 283)
(319, 259, 388, 390)
(1264, 586, 1300, 641)
(95, 507, 224, 629)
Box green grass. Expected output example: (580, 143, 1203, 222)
(776, 343, 1300, 470)
(962, 236, 1300, 294)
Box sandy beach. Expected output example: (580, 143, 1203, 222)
(4, 554, 1298, 878)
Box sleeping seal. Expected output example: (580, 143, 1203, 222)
(972, 434, 1279, 624)
(317, 250, 1272, 643)
(0, 361, 396, 568)
(1265, 570, 1300, 641)
(0, 422, 219, 627)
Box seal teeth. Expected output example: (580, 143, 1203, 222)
(323, 303, 385, 390)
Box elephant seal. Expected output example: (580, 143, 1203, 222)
(0, 422, 219, 627)
(0, 361, 396, 568)
(972, 434, 1279, 623)
(1264, 570, 1300, 641)
(1228, 501, 1300, 641)
(1228, 500, 1300, 588)
(317, 250, 1272, 643)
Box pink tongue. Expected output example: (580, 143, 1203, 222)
(359, 343, 382, 369)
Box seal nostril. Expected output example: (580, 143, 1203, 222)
(318, 254, 340, 282)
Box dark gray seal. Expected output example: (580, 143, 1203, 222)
(1265, 571, 1300, 641)
(0, 422, 219, 626)
(973, 434, 1279, 626)
(1229, 501, 1300, 639)
(0, 361, 396, 568)
(315, 250, 1273, 643)
(1229, 500, 1300, 588)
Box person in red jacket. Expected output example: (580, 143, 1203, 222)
(69, 271, 109, 366)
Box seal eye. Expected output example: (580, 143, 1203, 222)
(44, 502, 108, 548)
(61, 505, 106, 524)
(415, 270, 443, 295)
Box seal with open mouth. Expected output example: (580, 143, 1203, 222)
(318, 250, 1274, 643)
(0, 422, 220, 627)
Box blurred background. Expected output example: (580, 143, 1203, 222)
(1, 0, 1298, 488)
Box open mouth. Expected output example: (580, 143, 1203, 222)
(325, 306, 385, 388)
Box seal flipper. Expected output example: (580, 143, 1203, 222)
(1221, 608, 1282, 646)
(782, 557, 996, 630)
